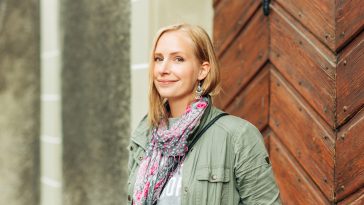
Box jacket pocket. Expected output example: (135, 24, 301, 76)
(194, 166, 231, 205)
(196, 167, 230, 182)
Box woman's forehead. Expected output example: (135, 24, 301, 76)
(154, 31, 194, 54)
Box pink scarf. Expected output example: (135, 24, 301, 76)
(132, 97, 208, 205)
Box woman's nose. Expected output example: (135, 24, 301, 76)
(157, 60, 170, 74)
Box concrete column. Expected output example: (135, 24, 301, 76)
(61, 0, 130, 204)
(0, 0, 40, 204)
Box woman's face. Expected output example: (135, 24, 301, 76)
(153, 30, 207, 103)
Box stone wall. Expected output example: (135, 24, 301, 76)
(62, 0, 130, 204)
(0, 0, 40, 204)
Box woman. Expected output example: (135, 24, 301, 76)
(127, 24, 281, 205)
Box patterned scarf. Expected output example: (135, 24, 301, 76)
(132, 97, 209, 205)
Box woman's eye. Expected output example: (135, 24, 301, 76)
(175, 57, 184, 62)
(154, 57, 163, 62)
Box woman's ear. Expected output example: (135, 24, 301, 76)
(198, 61, 210, 80)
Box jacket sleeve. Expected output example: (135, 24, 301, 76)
(233, 122, 282, 204)
(128, 114, 148, 173)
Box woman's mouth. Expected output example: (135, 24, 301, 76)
(157, 80, 177, 85)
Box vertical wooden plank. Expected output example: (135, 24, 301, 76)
(336, 108, 364, 201)
(337, 31, 364, 126)
(270, 134, 330, 205)
(275, 0, 364, 51)
(225, 64, 270, 131)
(270, 3, 336, 128)
(336, 0, 364, 50)
(213, 0, 260, 55)
(275, 0, 335, 50)
(270, 69, 335, 200)
(216, 10, 269, 108)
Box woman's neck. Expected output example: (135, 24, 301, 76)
(168, 96, 194, 118)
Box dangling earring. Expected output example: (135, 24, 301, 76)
(195, 81, 203, 99)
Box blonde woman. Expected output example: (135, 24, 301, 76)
(127, 24, 281, 205)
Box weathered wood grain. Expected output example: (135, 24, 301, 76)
(336, 108, 364, 201)
(270, 68, 335, 200)
(214, 0, 364, 203)
(337, 31, 364, 126)
(270, 133, 330, 205)
(336, 0, 364, 51)
(275, 0, 364, 51)
(275, 0, 335, 50)
(270, 3, 336, 127)
(225, 64, 270, 131)
(215, 10, 268, 108)
(338, 187, 364, 205)
(213, 0, 260, 56)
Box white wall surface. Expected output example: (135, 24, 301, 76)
(40, 0, 63, 204)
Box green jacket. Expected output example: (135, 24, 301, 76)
(127, 106, 281, 205)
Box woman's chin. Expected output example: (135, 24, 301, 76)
(157, 90, 178, 99)
(159, 94, 177, 99)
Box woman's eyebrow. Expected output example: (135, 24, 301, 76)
(154, 51, 186, 56)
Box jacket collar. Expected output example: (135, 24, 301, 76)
(131, 96, 224, 150)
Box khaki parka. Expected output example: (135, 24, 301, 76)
(127, 103, 281, 205)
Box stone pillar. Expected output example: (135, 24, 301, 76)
(0, 0, 40, 205)
(61, 0, 130, 204)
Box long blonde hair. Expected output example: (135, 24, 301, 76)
(148, 23, 221, 127)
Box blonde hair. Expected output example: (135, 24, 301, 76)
(148, 23, 221, 127)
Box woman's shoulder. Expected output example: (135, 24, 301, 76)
(211, 107, 261, 135)
(128, 116, 150, 173)
(210, 107, 264, 147)
(130, 115, 150, 148)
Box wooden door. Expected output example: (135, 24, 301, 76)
(213, 0, 364, 204)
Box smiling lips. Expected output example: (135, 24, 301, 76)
(156, 79, 178, 85)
